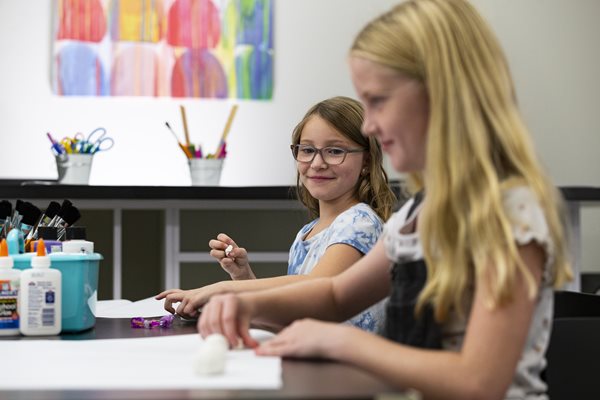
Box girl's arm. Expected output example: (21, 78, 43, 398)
(259, 242, 545, 400)
(198, 240, 393, 340)
(249, 240, 392, 329)
(158, 241, 367, 318)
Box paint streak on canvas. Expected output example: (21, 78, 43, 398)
(172, 49, 227, 98)
(235, 0, 272, 99)
(110, 0, 165, 42)
(167, 0, 220, 49)
(52, 0, 273, 99)
(57, 0, 107, 42)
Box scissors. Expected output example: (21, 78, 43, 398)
(80, 127, 115, 154)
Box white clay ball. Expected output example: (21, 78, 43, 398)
(224, 244, 233, 257)
(194, 334, 228, 376)
(205, 333, 229, 351)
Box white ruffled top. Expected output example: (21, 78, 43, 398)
(382, 186, 555, 400)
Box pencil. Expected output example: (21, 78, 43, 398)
(220, 104, 238, 143)
(215, 104, 238, 157)
(179, 105, 191, 147)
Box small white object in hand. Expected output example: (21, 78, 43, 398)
(194, 334, 229, 376)
(224, 244, 233, 257)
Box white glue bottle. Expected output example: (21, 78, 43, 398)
(20, 239, 61, 336)
(0, 238, 21, 336)
(62, 227, 94, 254)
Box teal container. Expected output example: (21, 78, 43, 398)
(13, 253, 102, 332)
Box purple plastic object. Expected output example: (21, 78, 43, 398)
(130, 314, 175, 329)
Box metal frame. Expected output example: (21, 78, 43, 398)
(566, 201, 581, 291)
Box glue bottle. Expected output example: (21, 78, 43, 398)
(62, 227, 93, 254)
(0, 239, 21, 336)
(20, 239, 61, 336)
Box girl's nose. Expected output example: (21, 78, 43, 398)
(362, 113, 377, 137)
(310, 152, 328, 169)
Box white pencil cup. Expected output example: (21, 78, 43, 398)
(189, 158, 224, 186)
(56, 154, 94, 185)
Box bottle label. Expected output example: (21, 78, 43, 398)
(0, 279, 19, 329)
(25, 281, 58, 328)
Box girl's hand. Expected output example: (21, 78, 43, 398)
(156, 284, 226, 319)
(198, 293, 259, 349)
(209, 233, 256, 280)
(255, 319, 353, 359)
(156, 288, 186, 315)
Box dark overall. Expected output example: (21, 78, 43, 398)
(383, 193, 442, 349)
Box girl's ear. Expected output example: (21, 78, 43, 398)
(361, 153, 370, 176)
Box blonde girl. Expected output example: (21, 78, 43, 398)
(197, 1, 572, 398)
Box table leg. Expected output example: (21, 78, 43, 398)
(113, 208, 122, 299)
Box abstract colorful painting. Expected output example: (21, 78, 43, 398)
(52, 0, 273, 99)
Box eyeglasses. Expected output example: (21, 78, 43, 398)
(290, 144, 366, 165)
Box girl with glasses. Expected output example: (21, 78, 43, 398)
(156, 96, 396, 333)
(197, 1, 573, 398)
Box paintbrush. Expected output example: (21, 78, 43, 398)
(18, 202, 41, 238)
(0, 200, 12, 239)
(27, 201, 61, 241)
(165, 122, 193, 159)
(55, 205, 81, 241)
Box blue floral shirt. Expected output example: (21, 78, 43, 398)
(287, 202, 387, 333)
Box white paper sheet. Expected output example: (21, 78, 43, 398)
(95, 297, 172, 318)
(0, 333, 281, 390)
(94, 299, 133, 317)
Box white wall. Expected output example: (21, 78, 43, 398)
(1, 0, 599, 269)
(1, 0, 598, 186)
(0, 0, 396, 186)
(473, 0, 600, 273)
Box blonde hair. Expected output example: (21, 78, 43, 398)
(291, 96, 396, 221)
(352, 0, 572, 321)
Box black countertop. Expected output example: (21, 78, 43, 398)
(0, 181, 297, 200)
(0, 180, 598, 201)
(559, 186, 600, 202)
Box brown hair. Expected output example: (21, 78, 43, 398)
(291, 96, 396, 220)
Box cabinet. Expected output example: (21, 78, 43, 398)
(2, 182, 597, 298)
(2, 184, 305, 299)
